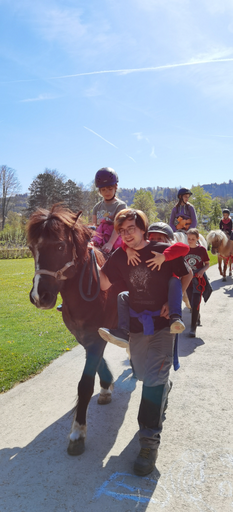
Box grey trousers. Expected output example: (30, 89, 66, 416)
(130, 327, 175, 449)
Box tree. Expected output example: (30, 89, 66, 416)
(209, 198, 222, 229)
(0, 165, 21, 230)
(190, 185, 212, 225)
(130, 189, 158, 224)
(63, 179, 83, 212)
(27, 169, 66, 215)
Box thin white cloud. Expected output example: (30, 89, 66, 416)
(126, 154, 136, 163)
(150, 147, 157, 158)
(84, 126, 118, 148)
(2, 55, 233, 84)
(20, 94, 57, 102)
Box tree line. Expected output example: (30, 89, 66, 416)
(0, 166, 233, 251)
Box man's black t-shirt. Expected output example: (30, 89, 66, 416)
(102, 241, 190, 333)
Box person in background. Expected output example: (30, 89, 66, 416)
(170, 188, 197, 232)
(184, 228, 210, 338)
(219, 208, 232, 237)
(92, 167, 127, 253)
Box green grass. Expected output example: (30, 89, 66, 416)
(0, 259, 78, 392)
(0, 253, 218, 393)
(207, 251, 218, 267)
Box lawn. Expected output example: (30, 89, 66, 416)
(0, 253, 218, 393)
(0, 258, 78, 392)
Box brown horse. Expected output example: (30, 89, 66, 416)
(27, 204, 122, 456)
(207, 230, 233, 281)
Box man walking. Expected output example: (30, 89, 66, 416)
(98, 208, 192, 476)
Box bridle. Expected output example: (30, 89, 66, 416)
(34, 244, 77, 281)
(33, 234, 101, 301)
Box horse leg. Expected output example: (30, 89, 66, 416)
(97, 357, 114, 405)
(68, 343, 113, 455)
(222, 260, 227, 281)
(218, 256, 223, 276)
(229, 258, 232, 277)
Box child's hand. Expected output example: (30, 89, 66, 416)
(146, 251, 165, 271)
(126, 247, 141, 266)
(102, 241, 113, 253)
(160, 302, 169, 319)
(195, 269, 204, 278)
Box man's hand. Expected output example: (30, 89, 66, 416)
(160, 302, 170, 319)
(146, 251, 165, 271)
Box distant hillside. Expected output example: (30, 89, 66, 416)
(202, 180, 233, 198)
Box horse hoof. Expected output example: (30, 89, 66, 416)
(97, 392, 112, 405)
(229, 272, 232, 277)
(222, 277, 227, 282)
(67, 438, 85, 456)
(97, 383, 113, 405)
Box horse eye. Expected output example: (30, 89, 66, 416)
(58, 244, 64, 251)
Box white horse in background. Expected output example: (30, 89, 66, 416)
(174, 230, 208, 250)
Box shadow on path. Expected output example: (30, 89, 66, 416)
(0, 365, 160, 512)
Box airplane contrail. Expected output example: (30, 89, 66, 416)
(1, 57, 233, 84)
(84, 126, 118, 148)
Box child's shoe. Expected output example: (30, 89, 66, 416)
(98, 328, 129, 348)
(170, 317, 185, 334)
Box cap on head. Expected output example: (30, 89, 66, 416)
(178, 188, 192, 198)
(95, 167, 119, 188)
(148, 222, 174, 240)
(223, 208, 230, 214)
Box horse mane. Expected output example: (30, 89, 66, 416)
(27, 204, 105, 265)
(206, 230, 228, 247)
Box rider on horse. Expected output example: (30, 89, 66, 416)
(169, 188, 197, 232)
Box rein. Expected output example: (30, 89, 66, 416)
(79, 249, 100, 302)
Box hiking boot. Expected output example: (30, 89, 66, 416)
(133, 447, 158, 476)
(57, 304, 63, 312)
(98, 328, 129, 348)
(170, 318, 185, 334)
(189, 328, 196, 338)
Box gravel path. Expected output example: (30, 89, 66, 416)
(0, 263, 233, 512)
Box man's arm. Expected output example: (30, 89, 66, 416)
(96, 264, 112, 291)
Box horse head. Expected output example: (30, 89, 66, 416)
(27, 204, 91, 309)
(206, 230, 228, 255)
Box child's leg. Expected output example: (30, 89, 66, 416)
(168, 277, 185, 334)
(168, 276, 182, 318)
(98, 291, 130, 348)
(117, 291, 130, 332)
(190, 293, 201, 337)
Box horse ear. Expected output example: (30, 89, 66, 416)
(76, 211, 82, 220)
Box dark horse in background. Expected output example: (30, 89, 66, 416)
(27, 204, 123, 456)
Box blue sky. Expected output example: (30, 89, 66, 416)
(1, 0, 233, 194)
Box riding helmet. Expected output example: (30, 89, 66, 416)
(223, 208, 230, 214)
(177, 188, 192, 198)
(148, 222, 174, 240)
(95, 168, 119, 188)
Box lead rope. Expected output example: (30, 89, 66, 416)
(79, 248, 100, 301)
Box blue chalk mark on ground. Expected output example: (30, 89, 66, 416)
(94, 472, 159, 503)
